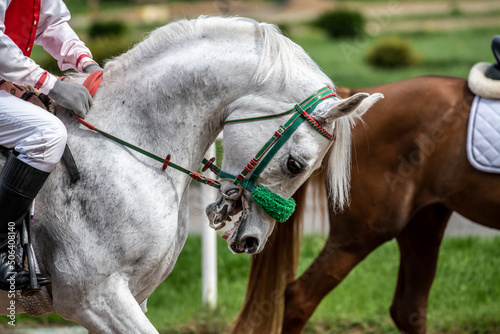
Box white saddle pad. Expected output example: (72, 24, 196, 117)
(467, 96, 500, 173)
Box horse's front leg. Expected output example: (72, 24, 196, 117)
(282, 213, 401, 334)
(390, 204, 451, 334)
(282, 182, 418, 334)
(54, 276, 159, 334)
(282, 240, 381, 333)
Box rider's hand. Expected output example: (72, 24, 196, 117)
(83, 63, 103, 74)
(48, 80, 93, 119)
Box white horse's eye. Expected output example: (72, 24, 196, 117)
(286, 156, 303, 175)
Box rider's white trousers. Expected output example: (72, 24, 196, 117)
(0, 91, 67, 172)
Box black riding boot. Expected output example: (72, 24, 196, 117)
(0, 152, 51, 291)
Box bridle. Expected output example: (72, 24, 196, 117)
(202, 85, 337, 221)
(203, 85, 336, 188)
(76, 75, 337, 222)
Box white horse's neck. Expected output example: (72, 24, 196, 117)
(56, 18, 333, 218)
(89, 35, 265, 185)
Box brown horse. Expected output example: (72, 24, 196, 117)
(231, 75, 500, 334)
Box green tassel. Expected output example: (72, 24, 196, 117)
(251, 186, 296, 222)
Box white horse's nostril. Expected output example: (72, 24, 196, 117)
(242, 236, 259, 254)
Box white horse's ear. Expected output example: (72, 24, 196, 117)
(313, 92, 384, 124)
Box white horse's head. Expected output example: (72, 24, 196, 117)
(87, 15, 382, 256)
(198, 18, 383, 255)
(207, 89, 382, 255)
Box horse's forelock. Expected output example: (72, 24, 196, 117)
(326, 114, 360, 212)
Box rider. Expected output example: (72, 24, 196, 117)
(0, 0, 101, 291)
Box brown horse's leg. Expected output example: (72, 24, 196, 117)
(283, 214, 400, 333)
(390, 204, 452, 334)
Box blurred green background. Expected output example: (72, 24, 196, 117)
(32, 0, 500, 89)
(16, 1, 500, 333)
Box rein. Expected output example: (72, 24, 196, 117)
(78, 70, 222, 188)
(75, 116, 221, 188)
(76, 71, 337, 221)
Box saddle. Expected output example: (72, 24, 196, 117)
(0, 80, 52, 111)
(466, 36, 500, 174)
(0, 73, 102, 296)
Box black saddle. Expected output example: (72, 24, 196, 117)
(485, 35, 500, 80)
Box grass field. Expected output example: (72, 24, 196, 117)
(31, 14, 500, 88)
(30, 24, 500, 90)
(8, 235, 500, 333)
(151, 235, 500, 334)
(291, 26, 499, 89)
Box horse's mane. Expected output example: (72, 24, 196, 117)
(104, 16, 328, 88)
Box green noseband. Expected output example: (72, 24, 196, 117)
(251, 186, 296, 222)
(202, 86, 337, 222)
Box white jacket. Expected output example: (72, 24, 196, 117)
(0, 0, 93, 94)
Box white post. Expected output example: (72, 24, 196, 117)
(201, 142, 218, 310)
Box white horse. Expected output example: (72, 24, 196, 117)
(0, 17, 382, 332)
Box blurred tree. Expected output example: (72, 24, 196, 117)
(88, 0, 99, 12)
(88, 0, 99, 17)
(313, 9, 365, 39)
(365, 37, 422, 69)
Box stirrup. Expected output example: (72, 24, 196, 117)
(1, 208, 50, 295)
(21, 210, 43, 296)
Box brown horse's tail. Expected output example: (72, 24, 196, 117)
(230, 170, 328, 334)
